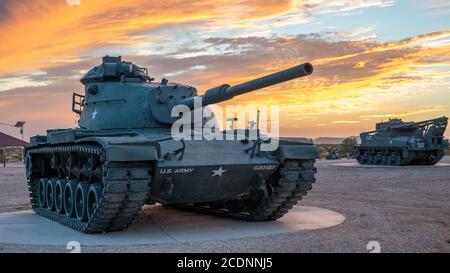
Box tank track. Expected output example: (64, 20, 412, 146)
(26, 144, 151, 233)
(411, 150, 444, 165)
(356, 148, 444, 166)
(172, 159, 316, 221)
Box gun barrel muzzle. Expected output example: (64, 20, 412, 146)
(177, 62, 313, 109)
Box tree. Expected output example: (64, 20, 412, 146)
(338, 137, 358, 156)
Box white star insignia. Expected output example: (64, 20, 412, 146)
(91, 109, 98, 120)
(212, 166, 227, 177)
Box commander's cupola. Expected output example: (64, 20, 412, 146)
(80, 56, 154, 85)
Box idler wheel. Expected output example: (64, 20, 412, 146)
(55, 179, 68, 214)
(64, 180, 77, 217)
(46, 178, 57, 211)
(38, 178, 48, 208)
(25, 155, 33, 180)
(426, 150, 444, 165)
(75, 182, 90, 222)
(87, 183, 102, 222)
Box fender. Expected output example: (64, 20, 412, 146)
(76, 136, 159, 162)
(277, 144, 319, 161)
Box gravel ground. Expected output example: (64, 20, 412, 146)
(0, 158, 449, 253)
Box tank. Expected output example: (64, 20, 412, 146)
(25, 56, 318, 233)
(355, 117, 448, 166)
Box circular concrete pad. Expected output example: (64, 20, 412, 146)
(0, 205, 344, 246)
(332, 162, 450, 168)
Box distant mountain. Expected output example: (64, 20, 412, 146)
(279, 137, 312, 143)
(280, 136, 361, 145)
(313, 137, 344, 145)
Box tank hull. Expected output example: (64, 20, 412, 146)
(26, 128, 319, 233)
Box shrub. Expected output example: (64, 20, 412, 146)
(338, 137, 358, 156)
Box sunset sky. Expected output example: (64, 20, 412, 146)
(0, 0, 449, 140)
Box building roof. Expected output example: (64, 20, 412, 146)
(0, 131, 28, 147)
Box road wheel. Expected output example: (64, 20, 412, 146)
(394, 154, 401, 165)
(55, 179, 67, 214)
(87, 183, 102, 222)
(64, 180, 77, 217)
(75, 182, 90, 222)
(385, 155, 391, 165)
(46, 178, 57, 211)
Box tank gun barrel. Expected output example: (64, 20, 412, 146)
(177, 62, 313, 109)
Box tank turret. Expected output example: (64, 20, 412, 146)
(73, 57, 313, 128)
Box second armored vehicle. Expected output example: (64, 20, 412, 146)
(355, 117, 448, 166)
(325, 148, 341, 160)
(25, 56, 318, 233)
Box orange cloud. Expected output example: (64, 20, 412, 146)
(0, 0, 295, 74)
(169, 32, 449, 136)
(360, 107, 447, 118)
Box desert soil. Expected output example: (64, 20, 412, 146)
(0, 157, 449, 253)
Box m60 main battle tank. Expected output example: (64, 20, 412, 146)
(25, 56, 318, 233)
(355, 117, 448, 166)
